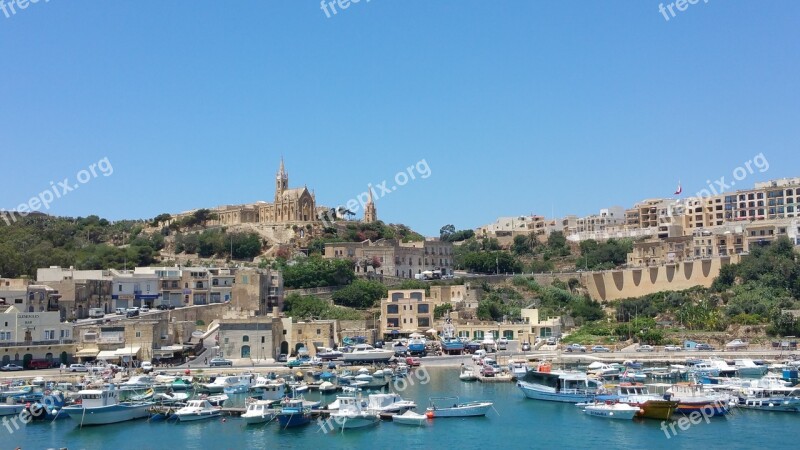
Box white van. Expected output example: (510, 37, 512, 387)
(89, 308, 105, 319)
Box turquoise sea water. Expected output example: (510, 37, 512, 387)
(3, 367, 797, 450)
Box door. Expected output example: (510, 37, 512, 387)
(241, 345, 251, 358)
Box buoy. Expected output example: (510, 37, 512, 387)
(185, 369, 191, 375)
(221, 418, 227, 423)
(425, 411, 434, 419)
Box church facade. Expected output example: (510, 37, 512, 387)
(180, 159, 319, 227)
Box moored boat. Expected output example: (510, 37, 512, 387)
(242, 399, 277, 424)
(329, 394, 380, 429)
(276, 398, 312, 428)
(392, 409, 428, 426)
(426, 396, 492, 418)
(61, 387, 153, 426)
(175, 399, 221, 422)
(518, 364, 605, 403)
(614, 383, 678, 420)
(583, 401, 641, 420)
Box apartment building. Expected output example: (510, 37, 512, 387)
(36, 267, 113, 320)
(0, 305, 75, 367)
(110, 269, 161, 310)
(324, 239, 454, 279)
(379, 289, 435, 338)
(232, 268, 283, 315)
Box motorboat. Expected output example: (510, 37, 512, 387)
(614, 383, 678, 420)
(459, 366, 478, 382)
(665, 384, 733, 416)
(0, 403, 25, 416)
(341, 344, 394, 364)
(276, 398, 312, 428)
(508, 360, 528, 380)
(242, 399, 277, 424)
(583, 400, 641, 420)
(392, 409, 428, 426)
(60, 387, 153, 426)
(734, 359, 768, 378)
(426, 396, 492, 418)
(252, 377, 286, 401)
(619, 370, 648, 383)
(725, 339, 749, 350)
(317, 347, 344, 361)
(329, 394, 380, 429)
(366, 393, 417, 414)
(587, 362, 621, 377)
(202, 375, 254, 394)
(175, 399, 221, 422)
(120, 376, 155, 390)
(517, 365, 605, 403)
(318, 381, 337, 393)
(202, 394, 228, 407)
(408, 338, 427, 355)
(735, 375, 800, 412)
(153, 392, 189, 405)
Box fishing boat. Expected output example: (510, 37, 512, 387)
(736, 376, 800, 412)
(508, 359, 528, 380)
(583, 400, 641, 420)
(517, 363, 605, 403)
(252, 377, 286, 401)
(665, 384, 732, 416)
(0, 403, 25, 416)
(329, 394, 380, 429)
(614, 383, 678, 420)
(241, 399, 277, 424)
(408, 337, 427, 355)
(202, 394, 228, 407)
(440, 317, 465, 354)
(426, 396, 493, 418)
(175, 399, 221, 422)
(61, 387, 153, 426)
(341, 344, 394, 364)
(392, 409, 428, 426)
(276, 398, 312, 428)
(202, 375, 254, 394)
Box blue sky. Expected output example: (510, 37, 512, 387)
(2, 1, 798, 236)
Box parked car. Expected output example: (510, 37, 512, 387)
(480, 364, 497, 377)
(125, 307, 140, 318)
(0, 364, 23, 371)
(115, 308, 126, 315)
(521, 342, 531, 352)
(209, 358, 233, 367)
(637, 345, 654, 352)
(405, 357, 421, 367)
(69, 364, 89, 372)
(28, 359, 52, 370)
(139, 306, 150, 313)
(497, 337, 509, 350)
(664, 345, 682, 352)
(471, 349, 487, 362)
(546, 337, 557, 345)
(696, 343, 715, 351)
(140, 361, 153, 372)
(277, 354, 288, 362)
(591, 345, 611, 353)
(566, 344, 587, 353)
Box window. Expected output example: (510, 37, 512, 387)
(387, 305, 398, 314)
(243, 335, 249, 342)
(135, 331, 141, 338)
(261, 336, 265, 343)
(118, 285, 122, 292)
(44, 330, 55, 340)
(418, 304, 429, 314)
(316, 329, 321, 335)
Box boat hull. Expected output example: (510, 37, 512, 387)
(584, 405, 640, 420)
(176, 411, 221, 422)
(61, 403, 153, 425)
(277, 412, 311, 427)
(426, 403, 491, 417)
(332, 414, 380, 429)
(242, 413, 275, 424)
(740, 397, 800, 412)
(635, 400, 679, 420)
(517, 381, 595, 403)
(675, 401, 729, 416)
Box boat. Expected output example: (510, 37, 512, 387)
(202, 394, 228, 406)
(153, 392, 189, 405)
(202, 375, 254, 394)
(170, 378, 193, 391)
(318, 381, 338, 393)
(392, 409, 428, 426)
(129, 388, 155, 401)
(120, 376, 155, 390)
(459, 366, 478, 382)
(60, 387, 153, 426)
(736, 376, 800, 412)
(426, 397, 493, 418)
(252, 377, 286, 401)
(0, 403, 25, 416)
(583, 400, 641, 420)
(517, 364, 605, 403)
(614, 383, 678, 420)
(341, 344, 395, 364)
(665, 384, 732, 416)
(408, 337, 427, 355)
(366, 393, 417, 414)
(734, 359, 768, 378)
(687, 361, 721, 378)
(508, 360, 528, 380)
(440, 317, 465, 354)
(725, 339, 749, 350)
(329, 394, 380, 429)
(619, 370, 648, 383)
(241, 400, 277, 424)
(587, 362, 621, 377)
(175, 399, 221, 422)
(276, 398, 312, 428)
(317, 348, 344, 361)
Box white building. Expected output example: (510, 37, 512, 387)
(0, 305, 72, 345)
(109, 270, 161, 309)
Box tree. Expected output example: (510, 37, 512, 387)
(434, 303, 453, 319)
(440, 224, 456, 240)
(512, 234, 537, 255)
(151, 213, 172, 227)
(331, 279, 388, 309)
(282, 256, 356, 289)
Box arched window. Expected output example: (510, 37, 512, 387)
(242, 335, 249, 343)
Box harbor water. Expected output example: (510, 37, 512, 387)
(3, 367, 796, 450)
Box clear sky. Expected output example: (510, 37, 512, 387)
(2, 1, 798, 236)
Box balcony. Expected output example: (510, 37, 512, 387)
(0, 339, 75, 348)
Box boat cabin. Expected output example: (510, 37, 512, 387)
(78, 389, 119, 408)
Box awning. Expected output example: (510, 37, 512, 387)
(152, 349, 175, 358)
(115, 347, 141, 357)
(75, 348, 100, 357)
(97, 350, 120, 361)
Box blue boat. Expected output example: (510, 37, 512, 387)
(440, 317, 465, 354)
(408, 338, 427, 355)
(276, 399, 311, 428)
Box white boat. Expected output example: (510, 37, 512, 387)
(517, 368, 605, 403)
(734, 359, 768, 378)
(242, 400, 277, 424)
(252, 377, 286, 401)
(153, 392, 189, 404)
(202, 375, 254, 394)
(120, 376, 155, 390)
(328, 394, 380, 429)
(426, 396, 493, 418)
(508, 360, 528, 379)
(459, 366, 478, 382)
(725, 339, 749, 350)
(587, 362, 620, 377)
(583, 401, 641, 420)
(735, 375, 800, 412)
(392, 409, 428, 426)
(202, 394, 228, 406)
(317, 348, 344, 360)
(175, 399, 221, 422)
(367, 393, 417, 414)
(341, 344, 395, 364)
(318, 381, 337, 393)
(61, 387, 153, 426)
(0, 403, 25, 416)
